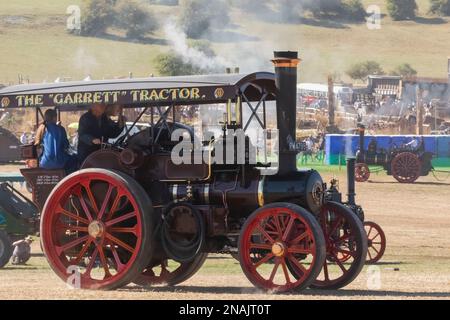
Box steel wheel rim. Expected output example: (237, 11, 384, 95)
(240, 207, 318, 292)
(364, 221, 386, 264)
(355, 163, 370, 182)
(392, 152, 421, 183)
(41, 172, 144, 289)
(313, 203, 364, 288)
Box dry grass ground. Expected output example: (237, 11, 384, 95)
(0, 164, 449, 300)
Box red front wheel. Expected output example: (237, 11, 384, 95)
(309, 202, 367, 290)
(238, 203, 326, 293)
(364, 221, 386, 264)
(40, 169, 153, 290)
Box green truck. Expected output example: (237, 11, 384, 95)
(0, 183, 39, 268)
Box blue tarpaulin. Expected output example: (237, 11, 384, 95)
(325, 135, 450, 166)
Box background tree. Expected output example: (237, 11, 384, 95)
(301, 0, 366, 21)
(429, 0, 450, 15)
(386, 0, 417, 20)
(154, 53, 202, 76)
(80, 0, 116, 36)
(115, 0, 157, 39)
(154, 41, 219, 76)
(392, 63, 418, 77)
(341, 0, 366, 21)
(346, 61, 384, 82)
(179, 0, 230, 39)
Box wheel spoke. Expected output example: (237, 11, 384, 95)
(371, 245, 380, 255)
(268, 259, 280, 282)
(97, 244, 112, 278)
(253, 253, 274, 268)
(81, 180, 99, 215)
(287, 254, 307, 277)
(69, 238, 93, 265)
(97, 184, 114, 221)
(335, 248, 355, 258)
(367, 249, 373, 260)
(55, 235, 90, 256)
(290, 231, 308, 244)
(57, 206, 89, 225)
(110, 244, 125, 272)
(105, 212, 137, 227)
(250, 243, 272, 250)
(56, 222, 88, 233)
(333, 253, 348, 274)
(288, 245, 312, 255)
(370, 233, 381, 241)
(282, 216, 295, 241)
(109, 226, 138, 236)
(323, 260, 329, 281)
(84, 247, 99, 277)
(105, 191, 124, 221)
(105, 233, 135, 254)
(77, 192, 94, 222)
(272, 214, 283, 236)
(280, 258, 291, 284)
(256, 224, 275, 244)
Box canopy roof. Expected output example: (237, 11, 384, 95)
(0, 72, 276, 110)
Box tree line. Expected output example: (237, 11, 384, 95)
(74, 0, 446, 77)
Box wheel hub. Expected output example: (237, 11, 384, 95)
(271, 242, 285, 257)
(88, 220, 105, 238)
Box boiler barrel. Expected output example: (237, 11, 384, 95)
(259, 170, 323, 215)
(169, 169, 324, 217)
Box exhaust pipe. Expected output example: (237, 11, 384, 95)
(272, 51, 301, 175)
(356, 123, 365, 162)
(347, 157, 356, 205)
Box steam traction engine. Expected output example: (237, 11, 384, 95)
(355, 124, 433, 183)
(1, 52, 380, 292)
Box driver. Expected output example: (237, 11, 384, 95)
(77, 103, 125, 164)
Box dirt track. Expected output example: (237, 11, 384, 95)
(1, 165, 450, 300)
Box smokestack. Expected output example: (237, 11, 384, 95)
(356, 123, 365, 163)
(347, 157, 356, 206)
(272, 51, 301, 175)
(328, 75, 335, 127)
(358, 123, 365, 155)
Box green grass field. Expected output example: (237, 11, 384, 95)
(1, 0, 450, 85)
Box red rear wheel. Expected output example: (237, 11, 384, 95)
(134, 254, 208, 286)
(309, 202, 367, 290)
(391, 152, 421, 183)
(238, 203, 325, 293)
(40, 169, 153, 290)
(355, 163, 370, 182)
(364, 221, 386, 264)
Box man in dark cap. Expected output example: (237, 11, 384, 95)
(77, 104, 125, 164)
